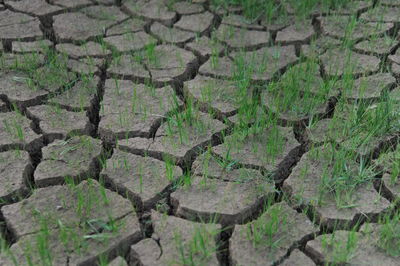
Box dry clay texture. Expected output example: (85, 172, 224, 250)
(0, 0, 400, 265)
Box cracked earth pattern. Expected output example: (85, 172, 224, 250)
(0, 0, 400, 265)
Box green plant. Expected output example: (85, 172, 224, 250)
(314, 144, 376, 208)
(377, 212, 400, 257)
(321, 230, 359, 264)
(172, 225, 220, 266)
(246, 202, 287, 249)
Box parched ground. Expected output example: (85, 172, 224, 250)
(1, 0, 400, 265)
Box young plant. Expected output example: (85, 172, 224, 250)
(246, 201, 287, 249)
(377, 211, 400, 257)
(172, 225, 220, 266)
(320, 230, 359, 264)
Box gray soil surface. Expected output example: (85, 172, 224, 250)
(0, 1, 399, 265)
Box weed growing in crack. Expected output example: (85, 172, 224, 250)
(307, 143, 376, 208)
(165, 97, 209, 146)
(245, 200, 287, 250)
(171, 225, 220, 266)
(375, 143, 400, 186)
(377, 211, 400, 257)
(320, 229, 359, 264)
(264, 58, 335, 120)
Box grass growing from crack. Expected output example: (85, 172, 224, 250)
(3, 110, 26, 143)
(165, 97, 210, 145)
(320, 229, 359, 264)
(210, 0, 357, 22)
(307, 85, 400, 157)
(306, 143, 376, 208)
(1, 179, 125, 265)
(245, 200, 287, 250)
(171, 225, 220, 266)
(263, 58, 336, 120)
(377, 211, 400, 257)
(374, 143, 400, 185)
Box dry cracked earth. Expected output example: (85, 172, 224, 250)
(0, 0, 400, 265)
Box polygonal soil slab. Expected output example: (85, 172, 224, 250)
(123, 0, 177, 26)
(0, 71, 49, 108)
(171, 170, 275, 224)
(108, 54, 150, 82)
(354, 36, 398, 56)
(150, 22, 195, 44)
(0, 52, 45, 70)
(305, 227, 398, 265)
(99, 79, 182, 142)
(341, 72, 396, 101)
(0, 10, 42, 41)
(261, 61, 336, 124)
(320, 48, 380, 77)
(215, 24, 270, 50)
(283, 145, 390, 228)
(317, 16, 394, 41)
(130, 211, 220, 265)
(261, 16, 293, 33)
(230, 46, 298, 81)
(212, 126, 301, 181)
(49, 76, 99, 111)
(374, 147, 400, 201)
(221, 14, 264, 30)
(4, 0, 63, 16)
(67, 57, 104, 75)
(48, 0, 91, 8)
(106, 18, 147, 36)
(0, 180, 141, 265)
(175, 12, 215, 33)
(184, 75, 248, 117)
(171, 1, 204, 15)
(108, 256, 128, 266)
(104, 31, 156, 53)
(142, 44, 198, 85)
(191, 151, 266, 182)
(0, 150, 32, 203)
(283, 1, 326, 16)
(198, 56, 236, 79)
(185, 36, 225, 62)
(360, 6, 400, 22)
(230, 202, 318, 265)
(332, 0, 372, 15)
(200, 46, 297, 82)
(388, 47, 400, 65)
(56, 42, 111, 59)
(12, 40, 52, 54)
(53, 12, 106, 42)
(27, 105, 93, 140)
(118, 111, 227, 165)
(0, 111, 42, 151)
(305, 101, 399, 156)
(101, 149, 182, 211)
(34, 136, 103, 187)
(280, 249, 316, 266)
(80, 5, 128, 22)
(1, 53, 77, 97)
(209, 3, 242, 16)
(275, 20, 315, 44)
(31, 65, 77, 93)
(300, 36, 341, 58)
(1, 179, 136, 238)
(381, 0, 400, 5)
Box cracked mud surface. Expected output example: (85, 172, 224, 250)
(1, 0, 400, 265)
